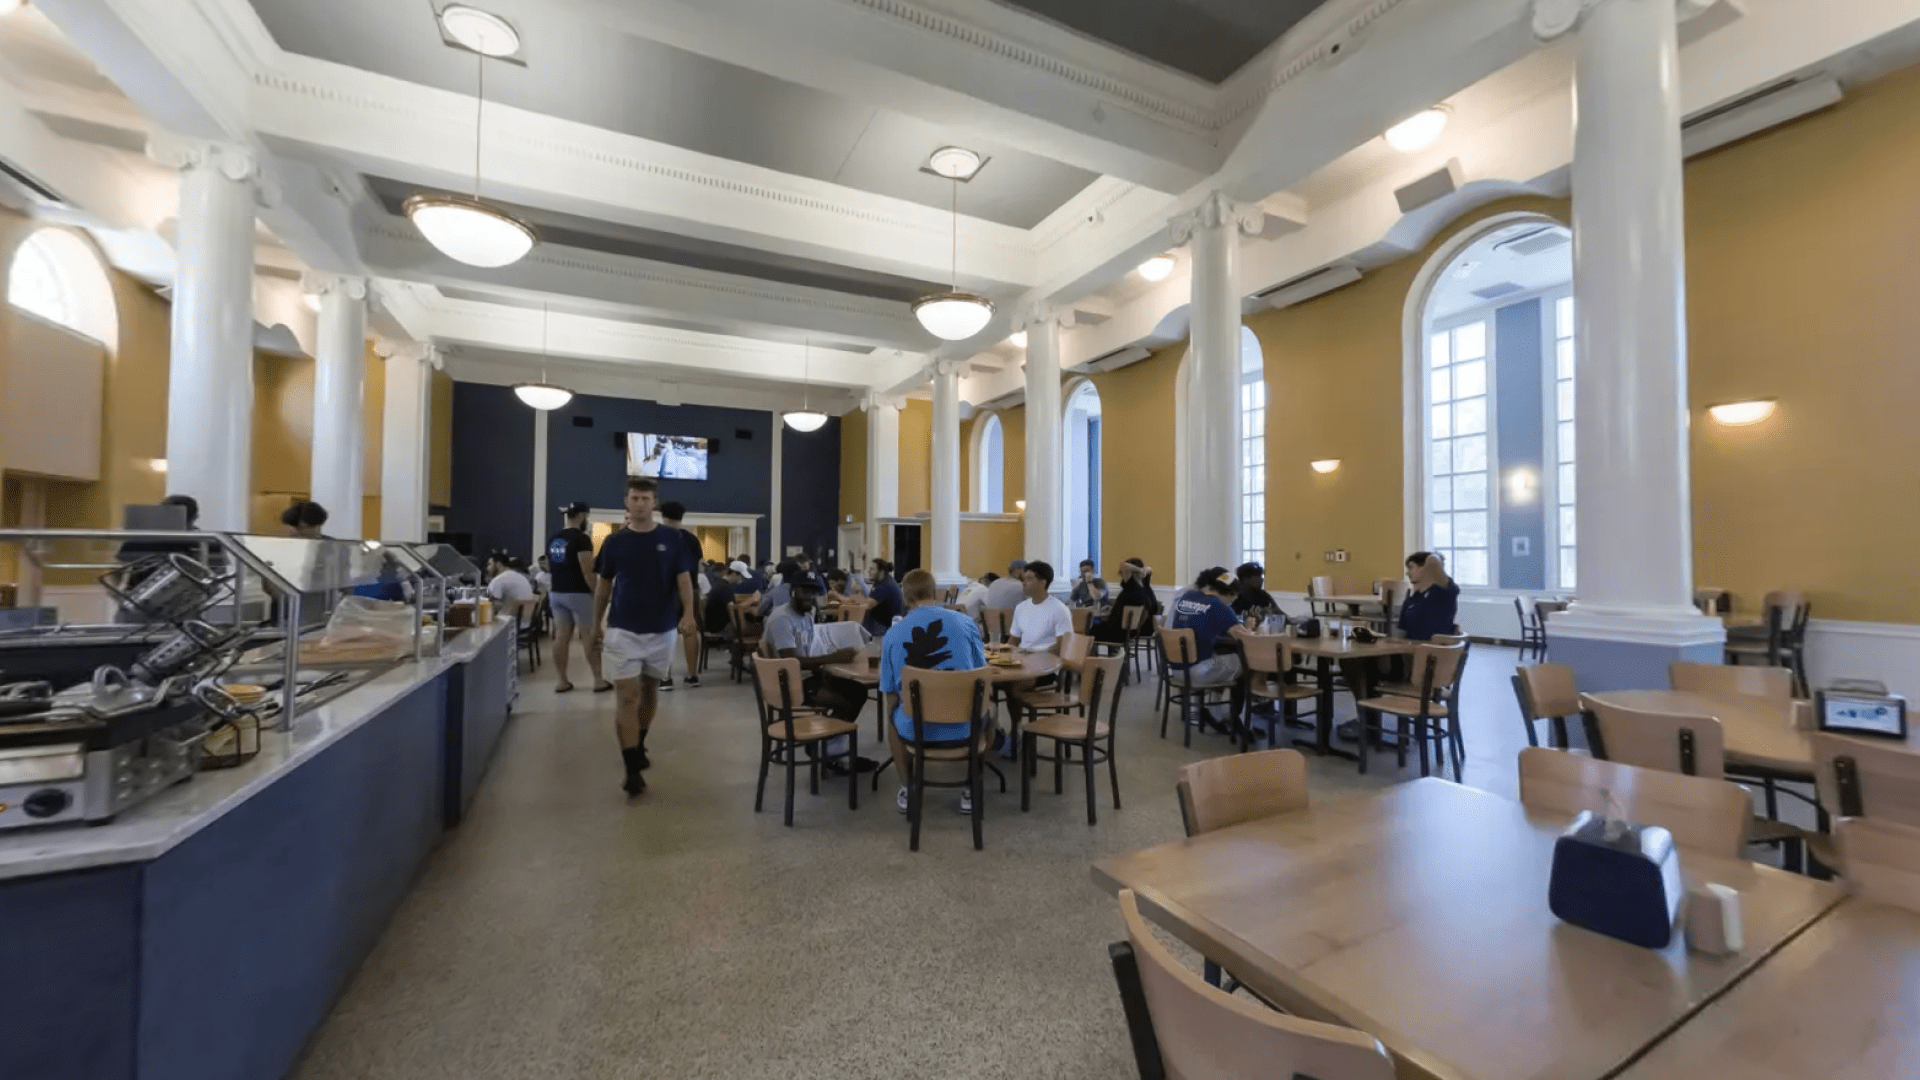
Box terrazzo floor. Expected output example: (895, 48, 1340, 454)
(285, 644, 1549, 1080)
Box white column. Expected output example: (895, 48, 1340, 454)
(864, 395, 900, 564)
(1021, 311, 1064, 569)
(307, 274, 368, 539)
(529, 409, 549, 560)
(1172, 193, 1259, 577)
(929, 360, 965, 586)
(770, 419, 785, 560)
(150, 138, 263, 532)
(377, 342, 433, 543)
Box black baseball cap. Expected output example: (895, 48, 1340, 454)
(559, 501, 590, 515)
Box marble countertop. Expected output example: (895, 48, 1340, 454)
(0, 621, 511, 882)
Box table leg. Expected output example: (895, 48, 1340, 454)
(1298, 656, 1358, 761)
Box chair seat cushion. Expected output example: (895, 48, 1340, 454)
(766, 716, 856, 742)
(1013, 689, 1081, 710)
(1354, 694, 1450, 717)
(1024, 716, 1112, 741)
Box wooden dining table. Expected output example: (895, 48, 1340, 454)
(1093, 779, 1845, 1080)
(1280, 634, 1418, 759)
(1580, 688, 1920, 782)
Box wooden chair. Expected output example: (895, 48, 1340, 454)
(1517, 748, 1751, 860)
(1156, 627, 1235, 748)
(1354, 640, 1468, 780)
(1513, 596, 1547, 661)
(1693, 587, 1731, 615)
(749, 655, 859, 826)
(1239, 635, 1317, 752)
(511, 598, 542, 671)
(1020, 654, 1126, 824)
(727, 601, 762, 683)
(1177, 748, 1309, 837)
(1306, 574, 1337, 617)
(890, 667, 995, 851)
(1725, 589, 1811, 696)
(1512, 662, 1579, 749)
(1069, 605, 1094, 635)
(981, 606, 1015, 645)
(1120, 605, 1155, 681)
(1836, 818, 1920, 915)
(1581, 694, 1727, 778)
(1813, 732, 1920, 829)
(1110, 889, 1396, 1080)
(1669, 661, 1793, 701)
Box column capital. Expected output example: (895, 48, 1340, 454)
(1532, 0, 1710, 41)
(373, 338, 436, 367)
(926, 358, 970, 379)
(1014, 303, 1075, 331)
(146, 133, 277, 207)
(301, 273, 369, 302)
(861, 392, 904, 412)
(1168, 191, 1266, 246)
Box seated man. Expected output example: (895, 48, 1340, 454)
(1397, 551, 1459, 641)
(1068, 560, 1107, 608)
(956, 572, 994, 617)
(761, 576, 872, 770)
(1008, 561, 1073, 653)
(486, 554, 535, 604)
(1168, 568, 1255, 732)
(758, 559, 800, 618)
(983, 559, 1027, 611)
(1232, 562, 1279, 622)
(880, 569, 989, 815)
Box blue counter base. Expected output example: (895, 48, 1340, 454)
(1548, 633, 1725, 694)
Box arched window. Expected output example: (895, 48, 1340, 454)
(1063, 381, 1101, 569)
(7, 228, 115, 346)
(1239, 326, 1266, 568)
(1415, 218, 1574, 590)
(972, 412, 1004, 513)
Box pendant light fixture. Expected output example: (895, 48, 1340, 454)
(913, 148, 993, 341)
(405, 37, 536, 268)
(783, 338, 829, 432)
(513, 304, 573, 410)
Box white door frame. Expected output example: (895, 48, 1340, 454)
(587, 509, 761, 562)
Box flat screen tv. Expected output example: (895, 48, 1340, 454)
(627, 433, 709, 481)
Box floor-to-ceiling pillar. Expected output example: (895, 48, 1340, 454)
(308, 274, 368, 539)
(1173, 193, 1255, 578)
(864, 395, 900, 568)
(378, 342, 433, 543)
(1021, 311, 1064, 570)
(770, 420, 784, 562)
(1537, 0, 1722, 689)
(929, 360, 965, 587)
(150, 138, 262, 532)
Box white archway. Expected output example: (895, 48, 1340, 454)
(1062, 378, 1101, 571)
(969, 410, 1004, 513)
(7, 227, 117, 347)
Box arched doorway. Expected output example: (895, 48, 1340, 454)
(1407, 215, 1574, 590)
(970, 411, 1003, 513)
(1063, 380, 1101, 570)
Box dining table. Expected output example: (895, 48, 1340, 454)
(1093, 779, 1846, 1080)
(825, 650, 1063, 742)
(1280, 634, 1418, 759)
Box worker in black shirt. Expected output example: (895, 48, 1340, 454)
(546, 502, 608, 693)
(1231, 562, 1279, 621)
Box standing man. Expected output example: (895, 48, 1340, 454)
(658, 501, 708, 690)
(546, 501, 608, 694)
(589, 478, 698, 797)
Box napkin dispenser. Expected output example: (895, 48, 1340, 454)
(1548, 809, 1684, 949)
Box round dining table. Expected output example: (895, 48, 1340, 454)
(823, 650, 1062, 688)
(1581, 689, 1816, 778)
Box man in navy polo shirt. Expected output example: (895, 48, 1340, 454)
(1397, 551, 1460, 641)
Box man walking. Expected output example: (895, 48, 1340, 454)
(546, 502, 608, 693)
(589, 479, 698, 797)
(658, 501, 708, 690)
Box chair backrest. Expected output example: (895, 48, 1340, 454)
(1156, 627, 1196, 669)
(1058, 631, 1094, 672)
(511, 597, 541, 630)
(1070, 606, 1094, 635)
(1241, 634, 1289, 676)
(982, 607, 1014, 641)
(1517, 747, 1750, 859)
(1693, 587, 1730, 615)
(1513, 596, 1538, 631)
(1377, 579, 1407, 620)
(1116, 890, 1395, 1080)
(1177, 749, 1309, 836)
(1669, 661, 1793, 702)
(1762, 589, 1811, 638)
(1582, 695, 1727, 779)
(1121, 604, 1146, 632)
(1836, 818, 1920, 915)
(899, 666, 991, 747)
(1078, 655, 1127, 736)
(750, 654, 805, 720)
(1514, 662, 1579, 720)
(1407, 641, 1467, 699)
(1308, 575, 1334, 598)
(1812, 733, 1920, 828)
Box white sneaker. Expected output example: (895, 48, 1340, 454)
(896, 786, 910, 814)
(956, 787, 974, 815)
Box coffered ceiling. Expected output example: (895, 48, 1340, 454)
(990, 0, 1336, 83)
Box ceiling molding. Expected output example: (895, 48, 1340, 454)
(445, 350, 861, 416)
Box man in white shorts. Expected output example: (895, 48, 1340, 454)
(588, 478, 697, 797)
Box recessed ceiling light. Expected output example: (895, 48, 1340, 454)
(1009, 331, 1028, 349)
(926, 146, 984, 181)
(1138, 255, 1175, 282)
(439, 4, 521, 58)
(0, 0, 24, 17)
(1385, 106, 1451, 153)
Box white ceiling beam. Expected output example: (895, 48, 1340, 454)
(445, 351, 864, 417)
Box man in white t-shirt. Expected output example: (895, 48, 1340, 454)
(1008, 560, 1073, 653)
(486, 554, 535, 604)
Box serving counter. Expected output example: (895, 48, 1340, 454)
(0, 618, 518, 1080)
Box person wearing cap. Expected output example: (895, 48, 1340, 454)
(1232, 562, 1279, 621)
(758, 559, 801, 618)
(657, 501, 709, 690)
(1169, 567, 1256, 736)
(547, 501, 609, 693)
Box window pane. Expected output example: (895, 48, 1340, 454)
(1429, 332, 1451, 369)
(1454, 511, 1488, 548)
(1433, 549, 1453, 572)
(1557, 421, 1576, 463)
(1453, 434, 1487, 475)
(9, 242, 68, 327)
(1251, 381, 1266, 409)
(1557, 380, 1575, 423)
(1454, 473, 1488, 510)
(1455, 322, 1487, 361)
(1454, 549, 1489, 587)
(1556, 296, 1574, 338)
(1558, 463, 1576, 504)
(1431, 439, 1453, 476)
(1556, 339, 1574, 381)
(1559, 548, 1578, 590)
(1454, 396, 1486, 436)
(1454, 360, 1486, 399)
(1431, 404, 1452, 440)
(1430, 367, 1452, 404)
(1559, 506, 1576, 545)
(1430, 476, 1452, 513)
(1431, 515, 1452, 548)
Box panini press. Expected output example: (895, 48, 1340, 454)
(0, 672, 211, 830)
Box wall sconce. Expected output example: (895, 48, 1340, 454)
(1504, 466, 1539, 505)
(148, 458, 168, 474)
(1707, 400, 1776, 426)
(1015, 499, 1027, 511)
(1310, 459, 1341, 474)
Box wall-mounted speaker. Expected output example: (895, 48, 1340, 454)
(735, 428, 753, 440)
(613, 432, 627, 451)
(572, 415, 594, 428)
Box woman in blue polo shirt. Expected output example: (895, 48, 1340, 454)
(1397, 551, 1460, 641)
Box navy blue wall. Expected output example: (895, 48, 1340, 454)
(781, 415, 841, 564)
(447, 382, 535, 561)
(1495, 298, 1546, 591)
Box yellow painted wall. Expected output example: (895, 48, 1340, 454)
(1090, 345, 1181, 578)
(839, 407, 868, 524)
(961, 519, 1023, 580)
(1000, 405, 1026, 508)
(430, 369, 453, 507)
(957, 415, 974, 512)
(898, 398, 932, 516)
(250, 350, 315, 533)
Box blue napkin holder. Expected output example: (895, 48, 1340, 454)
(1548, 810, 1684, 949)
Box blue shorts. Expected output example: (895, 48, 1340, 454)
(549, 591, 595, 628)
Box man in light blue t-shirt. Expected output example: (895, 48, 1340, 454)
(881, 568, 988, 815)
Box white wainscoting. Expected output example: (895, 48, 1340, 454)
(40, 584, 117, 625)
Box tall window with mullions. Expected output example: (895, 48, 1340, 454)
(1426, 320, 1491, 586)
(1240, 353, 1267, 568)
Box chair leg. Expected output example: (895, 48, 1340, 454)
(909, 754, 924, 852)
(1356, 711, 1370, 776)
(985, 760, 1008, 793)
(809, 755, 820, 796)
(1084, 738, 1098, 825)
(785, 746, 797, 827)
(1054, 735, 1066, 794)
(1107, 735, 1121, 809)
(755, 737, 771, 812)
(1523, 718, 1540, 749)
(1416, 716, 1432, 779)
(1021, 733, 1033, 812)
(848, 732, 860, 810)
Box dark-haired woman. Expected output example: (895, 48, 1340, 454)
(863, 558, 904, 635)
(1093, 559, 1158, 646)
(280, 501, 329, 539)
(1168, 568, 1254, 735)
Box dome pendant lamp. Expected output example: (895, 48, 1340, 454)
(513, 304, 573, 411)
(406, 42, 535, 268)
(784, 339, 829, 432)
(913, 153, 993, 341)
